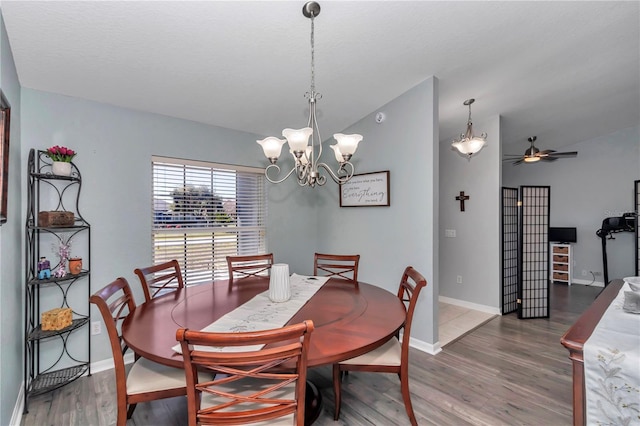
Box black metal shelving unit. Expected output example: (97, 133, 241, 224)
(23, 149, 91, 412)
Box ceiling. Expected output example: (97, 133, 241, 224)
(2, 1, 639, 155)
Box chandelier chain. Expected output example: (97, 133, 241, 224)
(310, 13, 315, 94)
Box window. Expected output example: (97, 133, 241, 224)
(152, 156, 266, 285)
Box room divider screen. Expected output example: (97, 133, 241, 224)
(518, 186, 551, 319)
(635, 180, 639, 276)
(501, 186, 551, 319)
(501, 187, 519, 314)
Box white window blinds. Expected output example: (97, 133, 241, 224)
(152, 156, 267, 285)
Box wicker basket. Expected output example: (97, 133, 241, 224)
(41, 307, 73, 331)
(38, 211, 75, 227)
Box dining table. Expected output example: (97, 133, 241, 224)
(121, 275, 407, 424)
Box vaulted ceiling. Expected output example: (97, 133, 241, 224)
(2, 1, 638, 154)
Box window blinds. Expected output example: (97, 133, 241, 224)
(152, 156, 267, 285)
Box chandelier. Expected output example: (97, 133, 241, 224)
(451, 98, 487, 159)
(257, 1, 362, 187)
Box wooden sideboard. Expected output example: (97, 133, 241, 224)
(560, 279, 623, 426)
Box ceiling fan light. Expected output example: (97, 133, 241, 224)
(523, 156, 540, 163)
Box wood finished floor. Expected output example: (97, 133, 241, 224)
(21, 283, 602, 426)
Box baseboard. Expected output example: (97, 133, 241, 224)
(438, 296, 502, 315)
(12, 353, 134, 423)
(571, 278, 604, 287)
(10, 383, 24, 426)
(408, 336, 441, 355)
(90, 352, 135, 374)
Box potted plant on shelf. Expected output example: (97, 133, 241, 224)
(46, 145, 76, 176)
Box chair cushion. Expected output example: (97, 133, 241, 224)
(339, 337, 401, 367)
(200, 378, 296, 425)
(127, 357, 188, 394)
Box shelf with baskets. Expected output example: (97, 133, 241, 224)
(23, 149, 91, 411)
(551, 243, 572, 285)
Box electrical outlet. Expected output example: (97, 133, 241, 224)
(582, 270, 588, 276)
(456, 275, 463, 284)
(445, 229, 456, 238)
(91, 321, 101, 335)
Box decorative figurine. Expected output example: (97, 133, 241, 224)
(53, 242, 71, 278)
(38, 257, 51, 280)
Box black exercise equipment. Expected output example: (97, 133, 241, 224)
(596, 212, 636, 286)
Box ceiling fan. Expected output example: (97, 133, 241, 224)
(503, 136, 578, 165)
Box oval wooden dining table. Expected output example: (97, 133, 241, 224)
(121, 276, 406, 424)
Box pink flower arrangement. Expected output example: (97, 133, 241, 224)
(46, 145, 77, 162)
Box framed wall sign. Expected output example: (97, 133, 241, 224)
(0, 90, 10, 225)
(339, 171, 390, 207)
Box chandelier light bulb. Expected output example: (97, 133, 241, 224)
(330, 144, 344, 163)
(291, 147, 313, 165)
(257, 137, 287, 162)
(333, 133, 363, 157)
(282, 127, 313, 153)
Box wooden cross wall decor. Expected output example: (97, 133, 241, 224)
(455, 191, 470, 212)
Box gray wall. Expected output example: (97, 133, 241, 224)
(314, 77, 440, 349)
(438, 115, 502, 310)
(19, 88, 318, 377)
(0, 10, 23, 426)
(503, 126, 640, 285)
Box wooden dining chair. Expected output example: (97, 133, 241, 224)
(332, 266, 427, 425)
(313, 253, 360, 282)
(226, 253, 274, 287)
(90, 277, 189, 426)
(134, 259, 184, 303)
(176, 320, 315, 426)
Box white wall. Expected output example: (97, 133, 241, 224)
(439, 115, 502, 310)
(314, 77, 440, 350)
(20, 88, 317, 368)
(0, 10, 23, 426)
(503, 126, 640, 285)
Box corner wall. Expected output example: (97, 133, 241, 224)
(439, 115, 502, 311)
(315, 77, 440, 349)
(0, 9, 24, 426)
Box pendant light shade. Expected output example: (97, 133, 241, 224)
(452, 98, 487, 159)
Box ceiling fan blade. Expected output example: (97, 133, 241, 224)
(512, 159, 525, 165)
(541, 156, 559, 161)
(538, 149, 554, 156)
(549, 151, 578, 157)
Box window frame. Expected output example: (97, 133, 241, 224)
(151, 156, 267, 284)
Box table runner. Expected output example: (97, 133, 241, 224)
(583, 279, 640, 425)
(173, 274, 328, 353)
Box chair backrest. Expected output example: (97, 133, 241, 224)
(226, 253, 274, 284)
(90, 277, 137, 399)
(176, 320, 314, 426)
(397, 266, 427, 361)
(134, 259, 184, 303)
(313, 253, 360, 282)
